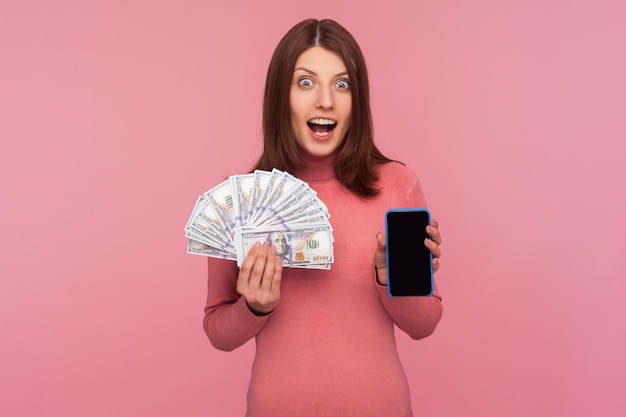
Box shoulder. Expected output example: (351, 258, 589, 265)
(376, 161, 427, 206)
(376, 161, 419, 188)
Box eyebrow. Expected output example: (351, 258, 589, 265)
(294, 67, 349, 78)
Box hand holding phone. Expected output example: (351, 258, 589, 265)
(385, 208, 434, 297)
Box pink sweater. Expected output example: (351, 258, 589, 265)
(203, 155, 443, 417)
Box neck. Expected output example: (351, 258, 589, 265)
(295, 147, 337, 181)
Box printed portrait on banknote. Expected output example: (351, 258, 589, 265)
(266, 231, 290, 262)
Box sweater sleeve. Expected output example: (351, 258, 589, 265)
(375, 168, 443, 339)
(375, 281, 443, 339)
(202, 257, 272, 351)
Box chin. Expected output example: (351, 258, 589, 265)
(305, 147, 337, 158)
(299, 140, 342, 157)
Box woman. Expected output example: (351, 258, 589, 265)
(203, 19, 443, 417)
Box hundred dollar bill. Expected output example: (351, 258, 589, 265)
(257, 189, 322, 227)
(285, 213, 333, 229)
(234, 224, 334, 268)
(185, 196, 229, 246)
(289, 262, 331, 270)
(230, 173, 255, 228)
(252, 170, 302, 224)
(248, 170, 273, 223)
(184, 195, 206, 232)
(255, 175, 310, 225)
(187, 239, 236, 260)
(268, 196, 330, 227)
(186, 211, 235, 253)
(249, 169, 283, 224)
(203, 180, 236, 237)
(193, 195, 231, 243)
(185, 230, 235, 254)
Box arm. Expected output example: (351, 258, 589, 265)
(373, 175, 444, 339)
(203, 243, 282, 351)
(374, 269, 443, 340)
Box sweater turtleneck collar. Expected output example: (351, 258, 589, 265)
(294, 147, 338, 182)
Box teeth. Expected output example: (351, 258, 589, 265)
(308, 118, 336, 126)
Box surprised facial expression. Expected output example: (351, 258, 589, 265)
(290, 46, 352, 157)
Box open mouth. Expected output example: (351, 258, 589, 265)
(307, 118, 337, 136)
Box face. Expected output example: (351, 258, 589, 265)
(290, 46, 352, 157)
(267, 232, 288, 257)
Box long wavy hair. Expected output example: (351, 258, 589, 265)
(252, 19, 394, 197)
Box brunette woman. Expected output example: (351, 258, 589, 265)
(203, 18, 443, 417)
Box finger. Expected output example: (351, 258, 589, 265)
(426, 219, 442, 245)
(237, 242, 262, 295)
(258, 245, 277, 294)
(432, 258, 440, 273)
(270, 257, 283, 298)
(424, 238, 442, 259)
(249, 243, 270, 290)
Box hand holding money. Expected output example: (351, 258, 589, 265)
(185, 169, 334, 270)
(236, 242, 283, 315)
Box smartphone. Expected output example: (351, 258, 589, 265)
(385, 208, 433, 297)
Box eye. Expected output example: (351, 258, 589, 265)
(335, 79, 350, 90)
(298, 77, 314, 88)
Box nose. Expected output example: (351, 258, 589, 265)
(315, 85, 334, 109)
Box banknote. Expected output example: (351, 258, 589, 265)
(194, 196, 231, 243)
(186, 169, 333, 270)
(252, 171, 302, 224)
(185, 196, 232, 248)
(204, 180, 236, 236)
(249, 169, 283, 224)
(268, 196, 329, 226)
(234, 224, 334, 268)
(248, 170, 273, 222)
(230, 173, 255, 228)
(255, 176, 310, 225)
(187, 239, 236, 260)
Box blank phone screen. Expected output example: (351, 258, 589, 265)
(385, 209, 433, 297)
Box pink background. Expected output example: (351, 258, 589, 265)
(1, 1, 625, 416)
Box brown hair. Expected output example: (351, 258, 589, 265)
(252, 18, 394, 197)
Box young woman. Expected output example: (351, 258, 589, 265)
(203, 19, 443, 417)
